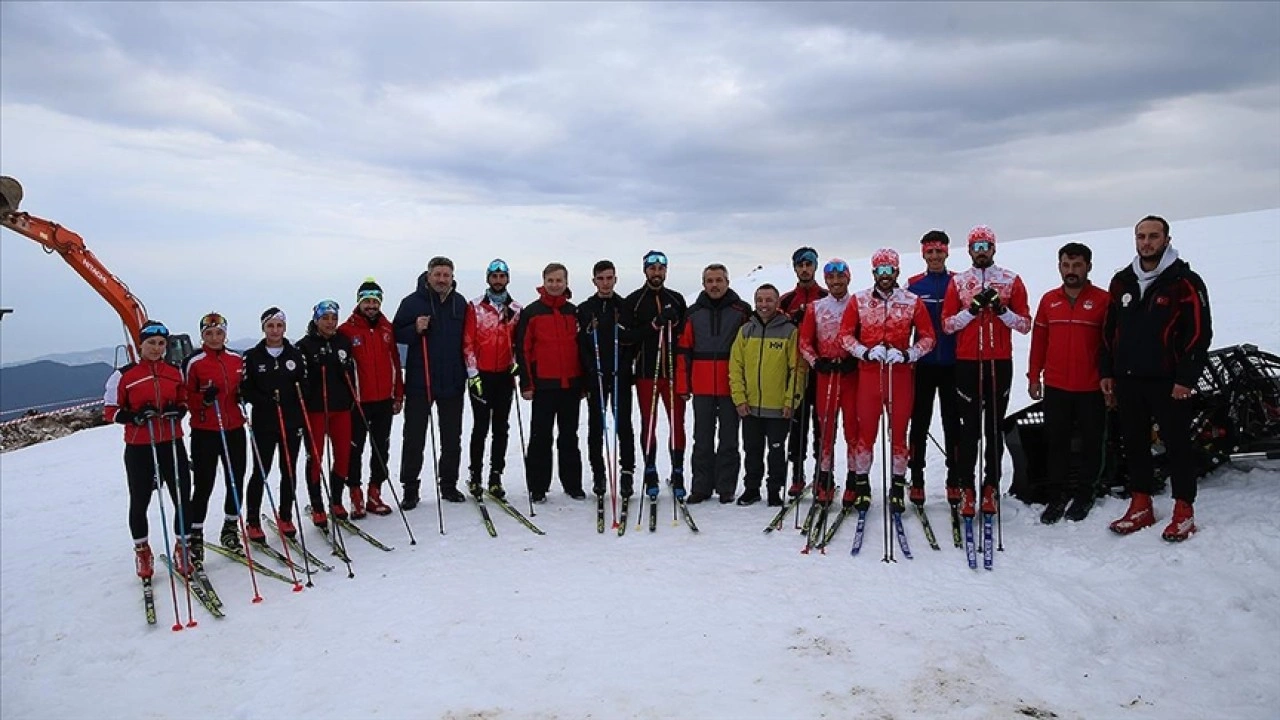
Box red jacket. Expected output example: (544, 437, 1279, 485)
(941, 265, 1032, 361)
(1028, 283, 1111, 392)
(798, 292, 854, 365)
(675, 288, 751, 397)
(182, 346, 246, 431)
(104, 359, 188, 445)
(514, 287, 582, 392)
(839, 286, 936, 360)
(464, 294, 523, 375)
(779, 283, 828, 326)
(339, 312, 404, 404)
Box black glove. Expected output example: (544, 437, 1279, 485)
(202, 385, 219, 406)
(814, 358, 837, 373)
(124, 407, 158, 426)
(990, 296, 1007, 315)
(161, 405, 186, 421)
(658, 304, 680, 324)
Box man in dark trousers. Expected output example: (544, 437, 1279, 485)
(779, 246, 827, 494)
(392, 256, 470, 508)
(1027, 243, 1111, 524)
(577, 260, 639, 499)
(906, 231, 959, 505)
(462, 259, 522, 499)
(1102, 215, 1212, 542)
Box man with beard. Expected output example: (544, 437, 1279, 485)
(779, 247, 827, 494)
(941, 227, 1032, 519)
(677, 264, 752, 504)
(338, 278, 404, 518)
(1102, 216, 1212, 542)
(906, 231, 959, 505)
(463, 259, 522, 499)
(577, 260, 639, 499)
(1027, 243, 1111, 524)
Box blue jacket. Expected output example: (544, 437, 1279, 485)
(392, 273, 469, 400)
(907, 269, 956, 366)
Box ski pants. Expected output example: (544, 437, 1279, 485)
(525, 387, 583, 496)
(586, 372, 636, 486)
(853, 362, 915, 476)
(954, 359, 1013, 489)
(908, 362, 960, 482)
(690, 395, 742, 498)
(813, 369, 858, 473)
(742, 415, 790, 494)
(1042, 386, 1107, 503)
(400, 393, 464, 490)
(1116, 377, 1198, 503)
(635, 377, 687, 468)
(303, 410, 352, 508)
(188, 426, 247, 531)
(350, 398, 394, 489)
(468, 372, 515, 481)
(124, 441, 190, 541)
(787, 370, 821, 469)
(246, 425, 304, 524)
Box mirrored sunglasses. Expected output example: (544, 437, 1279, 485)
(139, 323, 170, 339)
(970, 241, 992, 253)
(487, 259, 510, 275)
(823, 260, 848, 275)
(644, 252, 669, 268)
(873, 264, 897, 277)
(199, 312, 227, 331)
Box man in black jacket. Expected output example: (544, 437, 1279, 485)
(577, 260, 639, 499)
(1101, 215, 1212, 542)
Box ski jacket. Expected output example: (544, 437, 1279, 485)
(338, 311, 404, 405)
(798, 292, 856, 372)
(515, 287, 582, 392)
(729, 312, 802, 418)
(104, 359, 188, 445)
(240, 339, 310, 432)
(1028, 283, 1111, 393)
(941, 264, 1032, 361)
(181, 345, 247, 432)
(295, 327, 356, 413)
(623, 285, 687, 381)
(1100, 255, 1211, 388)
(392, 274, 469, 401)
(906, 269, 957, 365)
(839, 286, 936, 361)
(778, 283, 829, 327)
(576, 293, 640, 383)
(463, 293, 522, 376)
(676, 288, 752, 397)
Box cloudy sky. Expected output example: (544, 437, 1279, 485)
(1, 2, 1277, 364)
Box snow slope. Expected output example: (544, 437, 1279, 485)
(3, 210, 1279, 720)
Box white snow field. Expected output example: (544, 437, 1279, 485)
(2, 210, 1278, 720)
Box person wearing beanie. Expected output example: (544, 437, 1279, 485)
(103, 319, 192, 582)
(462, 259, 523, 499)
(839, 249, 936, 515)
(623, 250, 690, 501)
(779, 246, 828, 495)
(295, 299, 358, 527)
(796, 258, 859, 507)
(179, 311, 249, 557)
(339, 277, 404, 518)
(942, 225, 1032, 521)
(241, 306, 309, 541)
(906, 230, 960, 506)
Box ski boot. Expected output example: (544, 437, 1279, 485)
(620, 470, 635, 499)
(1064, 494, 1093, 522)
(787, 468, 806, 498)
(736, 488, 762, 506)
(173, 539, 195, 577)
(245, 522, 267, 544)
(1161, 500, 1196, 542)
(276, 517, 298, 538)
(980, 485, 999, 515)
(188, 530, 205, 570)
(1040, 495, 1069, 525)
(400, 482, 421, 511)
(366, 486, 392, 516)
(946, 484, 963, 509)
(350, 486, 366, 519)
(644, 467, 660, 500)
(489, 472, 507, 501)
(330, 501, 349, 520)
(467, 473, 484, 499)
(766, 488, 784, 507)
(220, 518, 242, 552)
(852, 473, 872, 511)
(1110, 492, 1155, 535)
(909, 470, 926, 506)
(311, 508, 329, 528)
(134, 543, 154, 579)
(813, 470, 835, 506)
(959, 486, 977, 518)
(889, 475, 907, 513)
(670, 467, 686, 501)
(439, 483, 467, 503)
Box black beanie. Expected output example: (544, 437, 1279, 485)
(357, 277, 384, 303)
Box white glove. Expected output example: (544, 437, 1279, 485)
(906, 347, 922, 363)
(865, 346, 888, 363)
(885, 348, 906, 364)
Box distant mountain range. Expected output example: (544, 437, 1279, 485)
(0, 360, 116, 421)
(2, 339, 261, 369)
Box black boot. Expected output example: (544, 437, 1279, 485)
(736, 488, 762, 506)
(440, 483, 467, 503)
(889, 475, 907, 513)
(488, 472, 506, 501)
(766, 488, 784, 507)
(220, 518, 241, 552)
(592, 475, 606, 497)
(467, 472, 484, 499)
(1064, 494, 1093, 522)
(1041, 495, 1069, 524)
(644, 467, 660, 499)
(620, 470, 635, 499)
(188, 530, 205, 570)
(400, 482, 420, 510)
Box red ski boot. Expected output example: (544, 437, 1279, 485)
(1161, 500, 1196, 542)
(959, 487, 977, 518)
(366, 486, 393, 516)
(350, 486, 367, 519)
(1109, 492, 1156, 535)
(134, 543, 154, 579)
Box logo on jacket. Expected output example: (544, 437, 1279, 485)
(1121, 293, 1132, 308)
(768, 340, 784, 350)
(338, 349, 349, 361)
(352, 336, 363, 347)
(1155, 296, 1170, 306)
(285, 360, 297, 371)
(1083, 300, 1094, 310)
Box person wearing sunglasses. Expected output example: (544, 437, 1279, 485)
(296, 300, 358, 527)
(906, 231, 960, 506)
(462, 259, 523, 499)
(623, 250, 690, 500)
(181, 311, 249, 558)
(778, 246, 828, 498)
(338, 278, 404, 517)
(839, 249, 936, 513)
(797, 258, 860, 506)
(941, 226, 1032, 519)
(103, 320, 192, 580)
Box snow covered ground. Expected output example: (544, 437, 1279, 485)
(2, 210, 1278, 719)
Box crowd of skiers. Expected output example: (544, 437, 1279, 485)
(105, 214, 1212, 580)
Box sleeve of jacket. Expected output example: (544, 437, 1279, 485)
(462, 302, 479, 377)
(1027, 294, 1049, 381)
(1173, 271, 1213, 388)
(1000, 276, 1033, 334)
(942, 278, 971, 335)
(1098, 275, 1121, 381)
(392, 336, 405, 402)
(728, 327, 747, 407)
(575, 304, 596, 375)
(909, 297, 936, 360)
(838, 298, 865, 358)
(514, 307, 534, 392)
(392, 296, 420, 346)
(798, 305, 818, 366)
(239, 350, 265, 408)
(675, 318, 694, 396)
(785, 326, 803, 408)
(103, 369, 124, 422)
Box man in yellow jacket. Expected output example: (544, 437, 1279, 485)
(730, 284, 804, 506)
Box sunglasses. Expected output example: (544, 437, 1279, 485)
(139, 323, 170, 339)
(487, 259, 510, 274)
(199, 312, 227, 330)
(823, 260, 848, 275)
(356, 289, 383, 302)
(873, 264, 897, 277)
(313, 299, 339, 320)
(644, 252, 669, 268)
(970, 241, 992, 253)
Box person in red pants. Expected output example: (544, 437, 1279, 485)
(296, 300, 357, 526)
(840, 249, 935, 512)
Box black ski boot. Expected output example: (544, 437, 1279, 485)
(188, 530, 205, 570)
(400, 482, 421, 511)
(1064, 494, 1093, 522)
(620, 470, 635, 499)
(440, 483, 467, 503)
(889, 475, 907, 513)
(488, 472, 506, 501)
(736, 488, 762, 506)
(592, 475, 606, 497)
(467, 472, 484, 499)
(851, 473, 872, 511)
(670, 467, 687, 501)
(220, 518, 241, 552)
(767, 486, 784, 507)
(644, 467, 660, 499)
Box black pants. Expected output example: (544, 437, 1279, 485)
(468, 372, 515, 480)
(1116, 377, 1198, 503)
(350, 398, 394, 489)
(246, 426, 304, 523)
(525, 388, 583, 495)
(586, 372, 636, 485)
(1043, 386, 1107, 502)
(742, 415, 790, 493)
(954, 359, 1013, 489)
(908, 363, 960, 481)
(787, 372, 821, 471)
(124, 441, 190, 540)
(401, 393, 465, 489)
(189, 426, 247, 531)
(691, 395, 742, 498)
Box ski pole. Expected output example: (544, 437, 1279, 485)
(638, 324, 665, 528)
(421, 336, 445, 535)
(881, 360, 892, 563)
(343, 372, 417, 545)
(320, 366, 355, 568)
(160, 415, 198, 625)
(210, 403, 263, 602)
(145, 418, 189, 631)
(241, 408, 304, 592)
(976, 305, 986, 554)
(295, 381, 355, 578)
(513, 378, 534, 518)
(591, 324, 617, 527)
(990, 351, 1004, 552)
(275, 394, 315, 587)
(610, 317, 622, 528)
(667, 320, 678, 524)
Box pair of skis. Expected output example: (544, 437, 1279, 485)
(471, 490, 546, 537)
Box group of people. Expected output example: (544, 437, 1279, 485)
(106, 214, 1213, 580)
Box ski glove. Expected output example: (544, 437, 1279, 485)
(813, 358, 837, 373)
(202, 385, 219, 406)
(123, 407, 159, 426)
(161, 405, 186, 421)
(989, 296, 1007, 315)
(658, 304, 680, 325)
(467, 375, 484, 400)
(884, 348, 906, 364)
(865, 346, 889, 364)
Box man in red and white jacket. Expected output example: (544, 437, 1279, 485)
(840, 249, 935, 513)
(338, 278, 404, 517)
(1027, 243, 1110, 524)
(941, 226, 1032, 517)
(462, 259, 523, 499)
